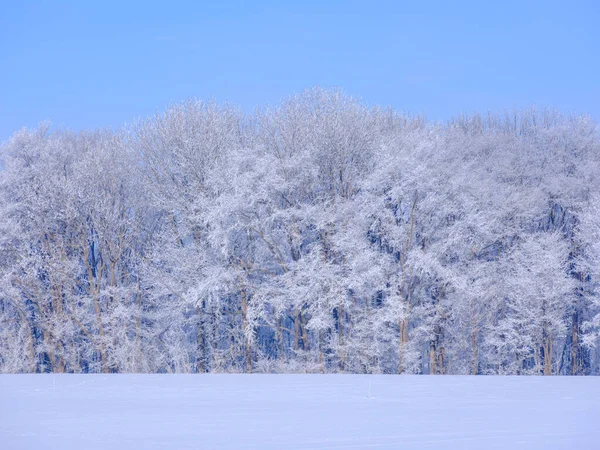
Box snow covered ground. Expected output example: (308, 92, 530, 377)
(1, 374, 598, 449)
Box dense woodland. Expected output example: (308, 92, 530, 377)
(1, 88, 600, 375)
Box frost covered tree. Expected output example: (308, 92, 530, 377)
(1, 90, 599, 375)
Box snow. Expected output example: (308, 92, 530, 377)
(1, 374, 599, 449)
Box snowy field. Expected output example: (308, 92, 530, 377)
(1, 375, 599, 449)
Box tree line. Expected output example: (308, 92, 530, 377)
(1, 88, 599, 375)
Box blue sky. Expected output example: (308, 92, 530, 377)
(1, 0, 598, 142)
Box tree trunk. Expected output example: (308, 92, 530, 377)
(294, 311, 301, 351)
(241, 288, 252, 373)
(429, 343, 437, 375)
(196, 307, 205, 373)
(398, 317, 409, 374)
(277, 315, 285, 361)
(471, 333, 479, 375)
(570, 313, 579, 375)
(398, 193, 417, 374)
(84, 243, 109, 373)
(338, 304, 346, 372)
(544, 336, 553, 376)
(318, 330, 325, 373)
(301, 313, 309, 352)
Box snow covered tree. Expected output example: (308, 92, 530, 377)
(1, 91, 598, 375)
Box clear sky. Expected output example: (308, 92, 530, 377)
(1, 0, 598, 142)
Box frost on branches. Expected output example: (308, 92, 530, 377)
(0, 89, 599, 375)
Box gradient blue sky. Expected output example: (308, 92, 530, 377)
(1, 0, 598, 142)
